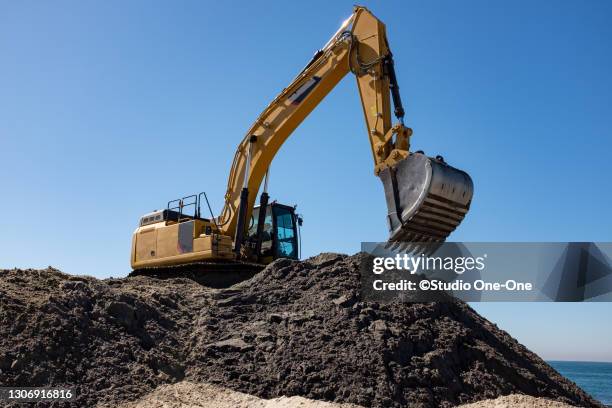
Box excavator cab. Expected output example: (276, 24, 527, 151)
(246, 203, 300, 263)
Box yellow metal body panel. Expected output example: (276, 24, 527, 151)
(131, 220, 234, 269)
(135, 227, 157, 262)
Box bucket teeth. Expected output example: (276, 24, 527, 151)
(401, 241, 416, 254)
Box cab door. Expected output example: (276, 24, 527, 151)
(272, 204, 299, 260)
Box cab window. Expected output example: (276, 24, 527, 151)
(273, 206, 297, 259)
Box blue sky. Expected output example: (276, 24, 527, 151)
(1, 1, 611, 361)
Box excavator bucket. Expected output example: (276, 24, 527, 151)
(379, 153, 473, 248)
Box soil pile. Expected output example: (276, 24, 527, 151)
(0, 253, 602, 407)
(0, 267, 196, 407)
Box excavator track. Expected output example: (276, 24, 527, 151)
(129, 260, 266, 288)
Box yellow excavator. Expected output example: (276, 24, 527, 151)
(130, 6, 473, 275)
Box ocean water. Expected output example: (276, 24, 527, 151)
(549, 361, 612, 406)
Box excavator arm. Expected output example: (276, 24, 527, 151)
(218, 6, 473, 256)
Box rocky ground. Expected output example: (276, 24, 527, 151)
(0, 253, 603, 407)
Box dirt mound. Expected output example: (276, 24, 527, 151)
(0, 267, 204, 407)
(0, 254, 602, 407)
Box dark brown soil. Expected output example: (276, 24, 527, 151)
(0, 253, 602, 407)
